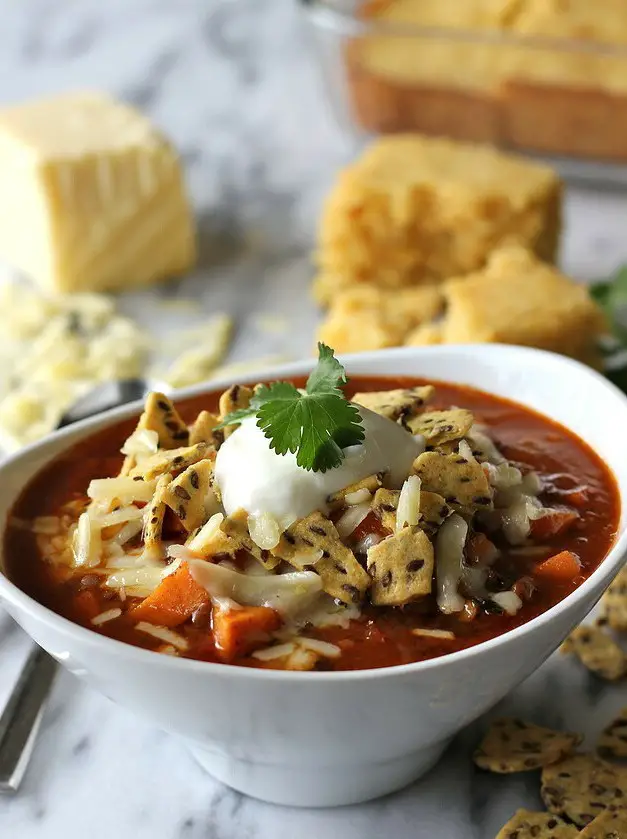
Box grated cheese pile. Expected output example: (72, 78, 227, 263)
(0, 280, 234, 451)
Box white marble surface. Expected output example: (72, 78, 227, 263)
(1, 1, 627, 837)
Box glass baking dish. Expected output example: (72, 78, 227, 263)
(301, 0, 627, 187)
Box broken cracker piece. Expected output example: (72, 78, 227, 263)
(473, 718, 582, 774)
(163, 459, 214, 533)
(275, 511, 370, 604)
(541, 754, 627, 827)
(413, 450, 492, 512)
(221, 509, 280, 571)
(352, 386, 434, 424)
(597, 706, 627, 760)
(142, 473, 172, 554)
(366, 526, 434, 606)
(602, 566, 627, 632)
(578, 808, 627, 838)
(189, 410, 223, 448)
(418, 490, 451, 534)
(561, 625, 627, 681)
(495, 809, 577, 839)
(407, 408, 474, 446)
(327, 473, 382, 509)
(218, 384, 253, 439)
(138, 392, 189, 449)
(129, 444, 210, 482)
(372, 488, 400, 533)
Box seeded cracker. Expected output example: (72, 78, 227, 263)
(218, 384, 253, 439)
(163, 459, 214, 532)
(352, 386, 434, 424)
(407, 408, 474, 446)
(494, 809, 577, 839)
(129, 444, 209, 482)
(541, 754, 627, 826)
(561, 626, 627, 681)
(221, 509, 280, 571)
(413, 450, 493, 512)
(275, 511, 370, 604)
(189, 410, 222, 448)
(473, 718, 582, 773)
(597, 707, 627, 759)
(418, 490, 451, 534)
(372, 488, 400, 532)
(601, 566, 627, 632)
(143, 473, 172, 553)
(327, 473, 382, 509)
(367, 526, 434, 606)
(138, 392, 189, 449)
(578, 808, 627, 838)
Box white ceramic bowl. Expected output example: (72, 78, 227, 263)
(1, 345, 626, 808)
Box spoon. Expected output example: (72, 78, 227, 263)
(0, 378, 164, 793)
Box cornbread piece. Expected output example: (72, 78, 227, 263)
(408, 246, 605, 365)
(316, 285, 444, 353)
(346, 0, 519, 142)
(473, 718, 582, 773)
(366, 526, 434, 606)
(0, 92, 196, 292)
(315, 135, 561, 302)
(502, 0, 627, 161)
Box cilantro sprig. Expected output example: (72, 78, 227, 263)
(591, 265, 627, 392)
(217, 344, 365, 472)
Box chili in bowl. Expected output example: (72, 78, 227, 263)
(0, 344, 625, 807)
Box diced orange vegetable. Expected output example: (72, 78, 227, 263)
(534, 550, 581, 582)
(352, 512, 387, 542)
(129, 562, 210, 628)
(529, 508, 578, 540)
(561, 487, 588, 508)
(213, 606, 281, 661)
(74, 590, 102, 622)
(466, 532, 497, 565)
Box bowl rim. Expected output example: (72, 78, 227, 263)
(0, 343, 625, 682)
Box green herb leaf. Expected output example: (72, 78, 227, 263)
(215, 344, 365, 472)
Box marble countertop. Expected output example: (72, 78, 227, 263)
(2, 1, 627, 837)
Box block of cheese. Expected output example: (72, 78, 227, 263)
(0, 92, 196, 293)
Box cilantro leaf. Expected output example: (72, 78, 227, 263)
(216, 345, 365, 472)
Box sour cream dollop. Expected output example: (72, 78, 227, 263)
(215, 406, 423, 528)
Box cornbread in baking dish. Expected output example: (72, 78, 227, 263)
(346, 0, 627, 162)
(406, 246, 606, 366)
(346, 0, 517, 143)
(314, 135, 561, 305)
(501, 0, 627, 161)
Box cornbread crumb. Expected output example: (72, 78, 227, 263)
(317, 285, 443, 353)
(408, 246, 605, 364)
(315, 135, 561, 304)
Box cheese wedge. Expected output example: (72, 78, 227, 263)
(0, 91, 196, 292)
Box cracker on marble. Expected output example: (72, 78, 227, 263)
(494, 809, 577, 839)
(473, 718, 582, 774)
(541, 754, 627, 826)
(561, 625, 627, 681)
(597, 706, 627, 760)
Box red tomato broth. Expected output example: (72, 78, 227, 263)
(3, 375, 620, 671)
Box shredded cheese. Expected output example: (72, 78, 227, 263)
(135, 622, 189, 651)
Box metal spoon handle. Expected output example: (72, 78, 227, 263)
(0, 646, 58, 793)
